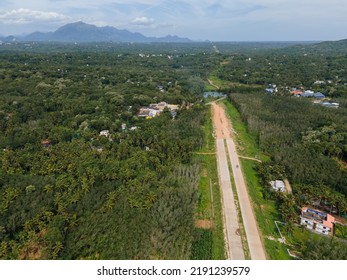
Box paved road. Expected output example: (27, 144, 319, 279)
(225, 139, 267, 260)
(212, 103, 245, 260)
(216, 139, 245, 260)
(212, 102, 266, 260)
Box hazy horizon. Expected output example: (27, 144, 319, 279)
(1, 1, 347, 41)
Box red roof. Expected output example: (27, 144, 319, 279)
(324, 214, 335, 229)
(302, 207, 335, 229)
(291, 90, 303, 95)
(41, 139, 51, 145)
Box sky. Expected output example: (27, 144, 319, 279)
(0, 0, 346, 41)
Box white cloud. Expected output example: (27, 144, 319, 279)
(129, 16, 173, 32)
(1, 1, 347, 40)
(0, 8, 70, 24)
(131, 16, 155, 26)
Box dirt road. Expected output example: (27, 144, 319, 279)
(212, 102, 266, 260)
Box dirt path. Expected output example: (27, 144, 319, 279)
(207, 79, 220, 90)
(212, 102, 266, 260)
(284, 179, 292, 194)
(239, 156, 262, 163)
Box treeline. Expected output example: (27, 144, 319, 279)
(0, 41, 301, 55)
(229, 93, 347, 259)
(229, 93, 347, 197)
(0, 51, 219, 150)
(0, 48, 214, 259)
(230, 94, 347, 195)
(217, 51, 347, 98)
(296, 233, 347, 260)
(0, 106, 207, 259)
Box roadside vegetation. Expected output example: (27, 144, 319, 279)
(222, 100, 291, 259)
(192, 106, 225, 260)
(222, 91, 347, 259)
(210, 40, 347, 259)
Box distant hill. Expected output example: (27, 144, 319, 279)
(16, 21, 192, 43)
(0, 35, 18, 42)
(279, 38, 347, 55)
(311, 38, 347, 52)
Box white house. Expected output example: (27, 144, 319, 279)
(270, 180, 285, 192)
(99, 130, 110, 137)
(137, 108, 160, 118)
(300, 207, 335, 235)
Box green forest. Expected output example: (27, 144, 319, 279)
(229, 94, 347, 196)
(217, 40, 347, 259)
(0, 45, 219, 259)
(1, 40, 347, 260)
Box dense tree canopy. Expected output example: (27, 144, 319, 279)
(1, 40, 347, 260)
(0, 45, 215, 259)
(229, 93, 347, 196)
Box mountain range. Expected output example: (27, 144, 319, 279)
(0, 21, 192, 43)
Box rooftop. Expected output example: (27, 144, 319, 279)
(301, 207, 335, 229)
(270, 180, 285, 192)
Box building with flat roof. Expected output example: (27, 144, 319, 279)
(270, 180, 285, 192)
(300, 207, 335, 235)
(138, 102, 178, 119)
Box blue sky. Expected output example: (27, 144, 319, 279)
(0, 0, 346, 41)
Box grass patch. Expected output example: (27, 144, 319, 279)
(192, 108, 225, 260)
(200, 108, 215, 153)
(264, 239, 291, 260)
(208, 74, 245, 90)
(223, 100, 268, 161)
(196, 167, 212, 219)
(194, 153, 225, 259)
(191, 229, 213, 260)
(208, 75, 223, 89)
(240, 160, 280, 236)
(205, 82, 218, 91)
(335, 223, 347, 239)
